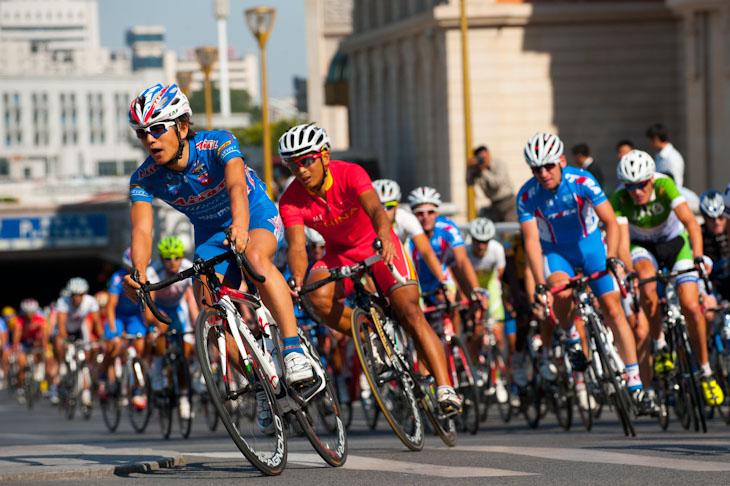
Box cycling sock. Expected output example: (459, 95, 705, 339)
(567, 322, 581, 344)
(574, 371, 584, 385)
(437, 385, 456, 395)
(654, 333, 667, 351)
(282, 336, 304, 356)
(626, 362, 642, 390)
(701, 361, 712, 378)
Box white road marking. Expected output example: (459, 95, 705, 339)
(456, 445, 730, 472)
(186, 452, 536, 477)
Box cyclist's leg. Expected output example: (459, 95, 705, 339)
(625, 300, 652, 388)
(542, 251, 574, 350)
(632, 247, 663, 340)
(305, 255, 354, 334)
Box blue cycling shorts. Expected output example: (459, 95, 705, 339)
(194, 199, 283, 288)
(115, 313, 146, 337)
(542, 232, 617, 297)
(504, 318, 517, 336)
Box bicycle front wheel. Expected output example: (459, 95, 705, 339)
(127, 358, 152, 433)
(448, 336, 480, 434)
(351, 307, 424, 451)
(195, 306, 287, 476)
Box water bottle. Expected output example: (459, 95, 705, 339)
(722, 313, 730, 342)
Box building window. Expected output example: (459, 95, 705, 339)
(98, 161, 118, 176)
(123, 160, 138, 174)
(23, 167, 31, 179)
(0, 158, 8, 176)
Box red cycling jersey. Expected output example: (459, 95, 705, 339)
(279, 160, 417, 294)
(19, 313, 45, 343)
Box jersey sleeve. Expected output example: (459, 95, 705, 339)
(108, 272, 124, 296)
(516, 185, 535, 223)
(610, 191, 625, 218)
(215, 131, 244, 165)
(438, 217, 465, 248)
(278, 191, 305, 228)
(495, 243, 506, 270)
(84, 295, 100, 313)
(129, 164, 155, 203)
(656, 177, 686, 209)
(56, 297, 70, 314)
(395, 209, 424, 239)
(342, 162, 374, 196)
(578, 172, 607, 206)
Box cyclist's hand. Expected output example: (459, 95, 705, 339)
(695, 255, 713, 276)
(472, 287, 489, 311)
(287, 275, 302, 297)
(225, 224, 249, 254)
(379, 236, 396, 265)
(123, 273, 144, 302)
(533, 283, 552, 315)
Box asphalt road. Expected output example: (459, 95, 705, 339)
(1, 389, 730, 485)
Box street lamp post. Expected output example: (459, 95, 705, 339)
(460, 0, 476, 221)
(176, 71, 194, 97)
(195, 46, 218, 131)
(245, 6, 276, 199)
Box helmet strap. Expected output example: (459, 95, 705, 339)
(163, 123, 186, 167)
(313, 158, 328, 193)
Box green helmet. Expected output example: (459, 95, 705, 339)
(157, 235, 185, 258)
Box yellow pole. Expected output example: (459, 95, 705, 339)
(203, 68, 213, 131)
(258, 37, 273, 199)
(461, 0, 476, 221)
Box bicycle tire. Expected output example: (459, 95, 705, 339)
(588, 315, 635, 437)
(351, 307, 424, 451)
(292, 326, 347, 467)
(23, 369, 35, 410)
(64, 371, 77, 420)
(491, 346, 513, 424)
(195, 306, 287, 476)
(449, 335, 480, 434)
(128, 357, 152, 433)
(158, 367, 173, 439)
(655, 381, 670, 430)
(175, 355, 194, 439)
(551, 358, 573, 432)
(712, 349, 730, 424)
(573, 373, 593, 431)
(101, 381, 122, 432)
(676, 323, 707, 433)
(520, 352, 542, 429)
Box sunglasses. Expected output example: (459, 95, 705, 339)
(626, 179, 651, 191)
(135, 120, 176, 139)
(531, 163, 557, 174)
(286, 151, 324, 170)
(473, 239, 490, 245)
(414, 209, 438, 216)
(162, 256, 183, 261)
(383, 201, 398, 210)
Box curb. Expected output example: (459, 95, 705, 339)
(0, 454, 185, 483)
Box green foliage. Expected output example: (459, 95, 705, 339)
(189, 88, 260, 118)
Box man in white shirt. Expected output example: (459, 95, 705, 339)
(647, 123, 685, 187)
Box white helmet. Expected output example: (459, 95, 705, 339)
(20, 298, 39, 315)
(278, 122, 331, 159)
(304, 227, 325, 247)
(469, 217, 496, 242)
(128, 83, 191, 129)
(408, 186, 441, 209)
(66, 277, 89, 295)
(523, 132, 564, 167)
(699, 190, 725, 219)
(617, 150, 655, 184)
(373, 179, 401, 203)
(122, 248, 132, 268)
(725, 183, 730, 217)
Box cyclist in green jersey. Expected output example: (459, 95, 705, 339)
(612, 150, 723, 405)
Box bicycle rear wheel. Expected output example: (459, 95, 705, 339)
(675, 323, 707, 433)
(292, 326, 347, 467)
(196, 306, 287, 476)
(175, 356, 193, 439)
(448, 336, 480, 434)
(127, 358, 152, 433)
(490, 346, 513, 424)
(351, 307, 424, 451)
(101, 382, 121, 432)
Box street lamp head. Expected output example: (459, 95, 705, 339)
(213, 0, 229, 19)
(245, 6, 276, 44)
(176, 71, 194, 96)
(195, 46, 219, 72)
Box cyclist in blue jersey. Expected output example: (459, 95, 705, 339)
(517, 132, 653, 414)
(121, 84, 313, 406)
(406, 186, 488, 359)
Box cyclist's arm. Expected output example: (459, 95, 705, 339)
(617, 218, 634, 272)
(410, 233, 445, 282)
(57, 311, 70, 340)
(521, 219, 545, 286)
(184, 286, 199, 324)
(594, 199, 620, 259)
(224, 157, 250, 253)
(11, 320, 21, 349)
(90, 310, 103, 339)
(126, 201, 154, 297)
(674, 201, 703, 258)
(106, 294, 118, 335)
(286, 225, 309, 288)
(359, 189, 396, 263)
(451, 245, 481, 296)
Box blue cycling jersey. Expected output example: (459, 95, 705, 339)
(108, 269, 142, 317)
(516, 166, 606, 249)
(129, 130, 270, 232)
(407, 215, 464, 292)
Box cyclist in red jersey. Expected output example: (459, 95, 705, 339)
(278, 123, 462, 412)
(12, 299, 48, 403)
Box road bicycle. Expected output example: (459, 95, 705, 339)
(100, 334, 152, 433)
(58, 339, 94, 420)
(135, 234, 346, 475)
(153, 329, 194, 439)
(299, 239, 459, 450)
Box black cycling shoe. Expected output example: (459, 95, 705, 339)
(567, 344, 588, 372)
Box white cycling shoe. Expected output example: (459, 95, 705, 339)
(284, 353, 314, 385)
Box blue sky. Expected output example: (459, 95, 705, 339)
(98, 0, 307, 98)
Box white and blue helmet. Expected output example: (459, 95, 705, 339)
(699, 190, 725, 219)
(128, 83, 191, 129)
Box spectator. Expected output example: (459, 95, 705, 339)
(646, 123, 685, 187)
(467, 145, 517, 222)
(571, 143, 604, 188)
(616, 139, 634, 161)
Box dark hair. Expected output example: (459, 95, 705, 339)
(616, 139, 633, 150)
(176, 114, 196, 140)
(646, 123, 668, 142)
(473, 145, 488, 156)
(571, 143, 589, 157)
